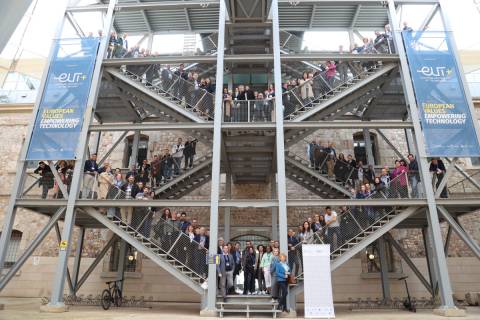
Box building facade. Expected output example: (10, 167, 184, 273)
(0, 0, 479, 317)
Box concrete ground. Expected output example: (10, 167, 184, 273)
(0, 298, 479, 320)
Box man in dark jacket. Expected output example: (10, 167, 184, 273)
(183, 138, 197, 170)
(430, 158, 448, 198)
(34, 161, 54, 199)
(408, 154, 420, 197)
(83, 154, 99, 198)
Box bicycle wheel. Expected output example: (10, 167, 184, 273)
(113, 287, 122, 307)
(101, 289, 112, 310)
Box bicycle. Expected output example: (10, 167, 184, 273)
(101, 278, 123, 310)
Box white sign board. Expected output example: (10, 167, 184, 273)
(302, 244, 335, 319)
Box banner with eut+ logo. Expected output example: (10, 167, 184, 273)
(403, 31, 480, 157)
(26, 37, 99, 160)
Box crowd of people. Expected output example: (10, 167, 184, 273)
(306, 140, 449, 199)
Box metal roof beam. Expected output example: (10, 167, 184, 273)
(350, 4, 362, 28)
(102, 53, 398, 66)
(67, 1, 221, 12)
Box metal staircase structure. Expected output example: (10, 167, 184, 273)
(0, 1, 477, 318)
(154, 154, 213, 199)
(290, 206, 419, 296)
(284, 151, 352, 198)
(84, 207, 206, 294)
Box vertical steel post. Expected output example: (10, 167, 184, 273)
(377, 236, 391, 301)
(71, 227, 85, 295)
(129, 130, 140, 168)
(203, 0, 226, 314)
(0, 1, 69, 273)
(224, 174, 232, 242)
(387, 0, 456, 310)
(422, 226, 438, 297)
(271, 0, 288, 256)
(46, 0, 117, 309)
(117, 240, 127, 292)
(271, 175, 279, 241)
(363, 128, 375, 166)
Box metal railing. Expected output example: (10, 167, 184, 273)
(122, 65, 215, 120)
(291, 204, 397, 280)
(223, 99, 275, 122)
(280, 30, 395, 54)
(107, 32, 218, 58)
(88, 179, 210, 280)
(289, 145, 421, 199)
(281, 62, 383, 119)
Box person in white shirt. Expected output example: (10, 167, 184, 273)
(171, 138, 185, 176)
(324, 206, 341, 251)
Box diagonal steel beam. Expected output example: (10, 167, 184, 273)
(444, 157, 480, 192)
(350, 5, 362, 28)
(375, 129, 405, 160)
(0, 208, 65, 291)
(434, 158, 457, 198)
(293, 64, 397, 122)
(384, 232, 433, 295)
(48, 161, 69, 198)
(84, 207, 204, 294)
(97, 131, 129, 166)
(437, 206, 480, 259)
(74, 234, 117, 293)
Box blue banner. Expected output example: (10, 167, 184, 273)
(403, 31, 480, 157)
(26, 38, 99, 160)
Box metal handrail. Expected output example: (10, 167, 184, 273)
(282, 62, 382, 119)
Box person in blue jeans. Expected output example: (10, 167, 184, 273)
(274, 253, 291, 313)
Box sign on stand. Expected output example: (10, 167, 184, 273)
(302, 244, 335, 318)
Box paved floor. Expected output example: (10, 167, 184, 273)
(0, 298, 479, 320)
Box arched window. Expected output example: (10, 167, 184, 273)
(230, 234, 270, 249)
(123, 134, 149, 167)
(353, 132, 379, 165)
(0, 230, 22, 268)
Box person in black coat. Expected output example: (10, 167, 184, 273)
(34, 161, 54, 199)
(430, 158, 448, 198)
(243, 246, 256, 295)
(183, 138, 197, 170)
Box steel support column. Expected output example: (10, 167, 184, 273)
(203, 0, 226, 314)
(0, 2, 68, 274)
(70, 227, 85, 295)
(271, 0, 288, 255)
(46, 0, 117, 309)
(363, 128, 375, 166)
(377, 236, 391, 301)
(387, 0, 456, 309)
(444, 225, 452, 257)
(224, 174, 231, 242)
(117, 240, 127, 292)
(271, 175, 278, 241)
(422, 226, 438, 297)
(129, 130, 141, 168)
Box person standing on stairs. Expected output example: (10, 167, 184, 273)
(243, 246, 256, 295)
(274, 253, 291, 313)
(171, 138, 184, 176)
(218, 245, 234, 299)
(255, 245, 266, 294)
(260, 245, 273, 295)
(325, 141, 337, 179)
(183, 137, 197, 170)
(270, 247, 280, 302)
